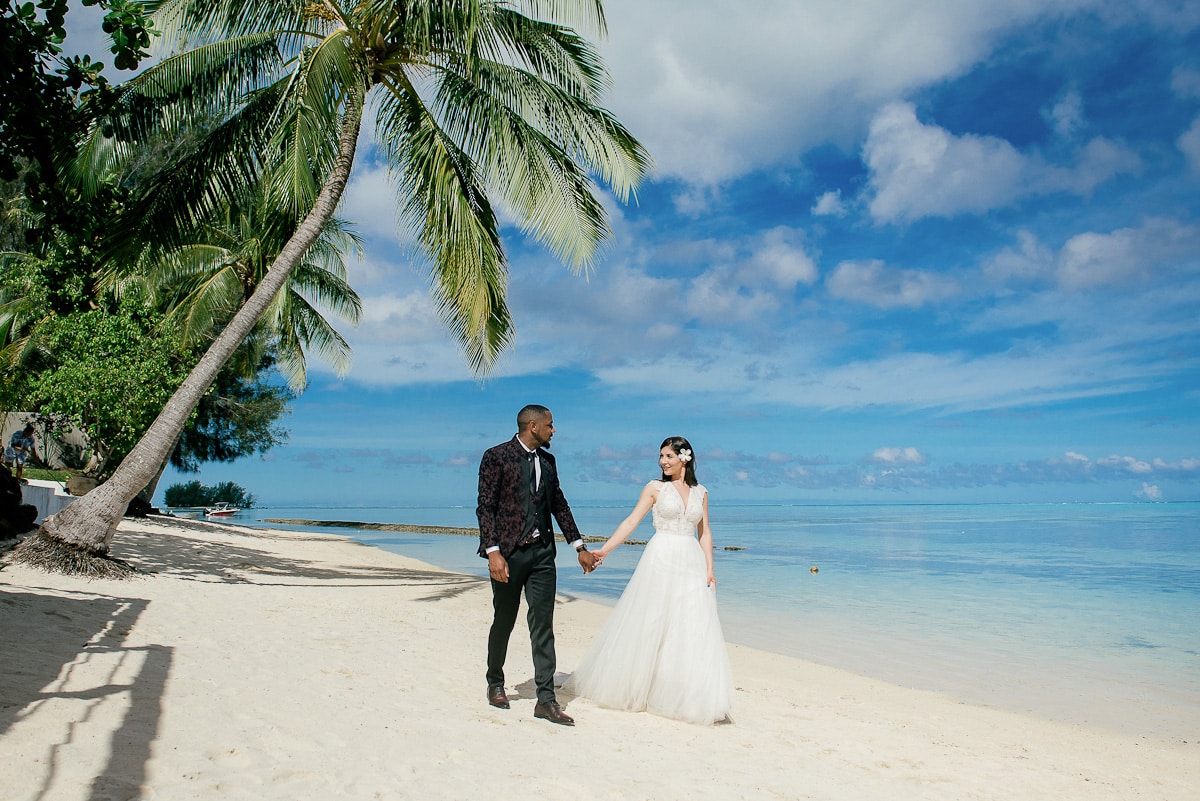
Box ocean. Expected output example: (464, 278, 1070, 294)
(232, 501, 1200, 741)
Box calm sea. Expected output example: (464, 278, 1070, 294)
(233, 502, 1200, 740)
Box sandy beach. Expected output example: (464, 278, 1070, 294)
(2, 516, 1196, 801)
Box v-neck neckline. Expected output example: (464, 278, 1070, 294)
(667, 479, 691, 510)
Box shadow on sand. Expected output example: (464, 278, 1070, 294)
(115, 518, 488, 596)
(0, 585, 168, 801)
(0, 517, 486, 798)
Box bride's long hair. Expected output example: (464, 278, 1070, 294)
(659, 436, 698, 486)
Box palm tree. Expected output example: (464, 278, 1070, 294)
(14, 0, 649, 575)
(110, 186, 364, 391)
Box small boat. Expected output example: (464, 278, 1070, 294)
(204, 502, 240, 517)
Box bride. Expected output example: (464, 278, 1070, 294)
(565, 437, 733, 724)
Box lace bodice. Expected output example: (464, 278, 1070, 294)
(651, 481, 706, 536)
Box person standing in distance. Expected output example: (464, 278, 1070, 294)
(477, 404, 597, 725)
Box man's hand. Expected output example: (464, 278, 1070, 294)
(577, 549, 598, 574)
(488, 551, 510, 583)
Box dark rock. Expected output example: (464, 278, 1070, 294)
(0, 464, 39, 537)
(125, 496, 154, 518)
(66, 475, 99, 496)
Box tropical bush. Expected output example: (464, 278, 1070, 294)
(163, 479, 255, 508)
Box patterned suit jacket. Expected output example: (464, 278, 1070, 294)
(476, 436, 582, 558)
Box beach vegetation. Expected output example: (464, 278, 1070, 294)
(0, 210, 300, 498)
(170, 354, 293, 474)
(164, 479, 255, 509)
(102, 181, 365, 392)
(12, 0, 650, 577)
(9, 293, 190, 479)
(0, 0, 155, 244)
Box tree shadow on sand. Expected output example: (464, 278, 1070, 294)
(0, 517, 489, 798)
(113, 518, 487, 597)
(0, 586, 169, 801)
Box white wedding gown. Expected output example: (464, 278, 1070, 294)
(566, 481, 733, 724)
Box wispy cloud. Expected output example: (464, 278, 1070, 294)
(826, 259, 960, 308)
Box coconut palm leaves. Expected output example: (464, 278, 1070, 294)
(21, 0, 650, 568)
(108, 188, 364, 390)
(88, 0, 649, 369)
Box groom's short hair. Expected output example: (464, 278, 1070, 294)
(517, 404, 550, 431)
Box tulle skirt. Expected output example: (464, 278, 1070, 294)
(566, 530, 733, 724)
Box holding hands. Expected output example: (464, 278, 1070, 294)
(578, 548, 599, 574)
(578, 546, 607, 574)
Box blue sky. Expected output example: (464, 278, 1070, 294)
(68, 1, 1200, 507)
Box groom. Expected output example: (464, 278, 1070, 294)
(477, 404, 596, 726)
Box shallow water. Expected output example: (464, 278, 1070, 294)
(237, 501, 1200, 740)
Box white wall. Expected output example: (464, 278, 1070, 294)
(19, 479, 78, 525)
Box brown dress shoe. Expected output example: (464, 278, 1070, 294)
(487, 685, 510, 709)
(533, 700, 575, 726)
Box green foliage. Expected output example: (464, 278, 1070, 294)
(107, 182, 365, 391)
(163, 479, 255, 508)
(94, 0, 651, 374)
(0, 0, 156, 235)
(20, 297, 192, 476)
(171, 356, 293, 472)
(19, 467, 72, 482)
(13, 1, 651, 556)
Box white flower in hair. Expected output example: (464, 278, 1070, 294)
(677, 448, 692, 463)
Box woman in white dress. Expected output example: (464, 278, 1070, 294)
(566, 437, 733, 724)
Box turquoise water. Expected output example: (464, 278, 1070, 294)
(233, 502, 1200, 740)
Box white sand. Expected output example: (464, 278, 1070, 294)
(2, 516, 1196, 801)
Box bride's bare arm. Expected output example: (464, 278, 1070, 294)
(698, 491, 716, 586)
(596, 482, 660, 559)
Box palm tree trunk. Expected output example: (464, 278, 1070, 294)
(136, 439, 179, 506)
(14, 94, 365, 574)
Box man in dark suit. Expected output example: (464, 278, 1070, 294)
(477, 404, 596, 726)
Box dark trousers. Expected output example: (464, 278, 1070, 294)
(486, 540, 558, 704)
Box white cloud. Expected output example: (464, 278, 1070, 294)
(305, 290, 477, 385)
(871, 447, 928, 465)
(1097, 454, 1154, 473)
(863, 102, 1029, 223)
(984, 230, 1056, 285)
(1047, 136, 1143, 193)
(748, 227, 819, 289)
(684, 270, 780, 324)
(1178, 116, 1200, 173)
(825, 259, 960, 308)
(591, 322, 1193, 414)
(671, 185, 721, 217)
(1136, 482, 1163, 500)
(862, 103, 1140, 223)
(599, 0, 1103, 185)
(340, 160, 411, 241)
(812, 190, 848, 217)
(1045, 90, 1085, 138)
(1056, 218, 1200, 290)
(1152, 457, 1200, 472)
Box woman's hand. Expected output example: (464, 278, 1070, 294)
(706, 573, 716, 588)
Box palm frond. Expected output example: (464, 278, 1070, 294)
(375, 82, 514, 371)
(103, 82, 289, 262)
(151, 0, 319, 55)
(432, 62, 648, 271)
(69, 33, 286, 198)
(507, 0, 607, 39)
(265, 30, 366, 219)
(482, 6, 608, 102)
